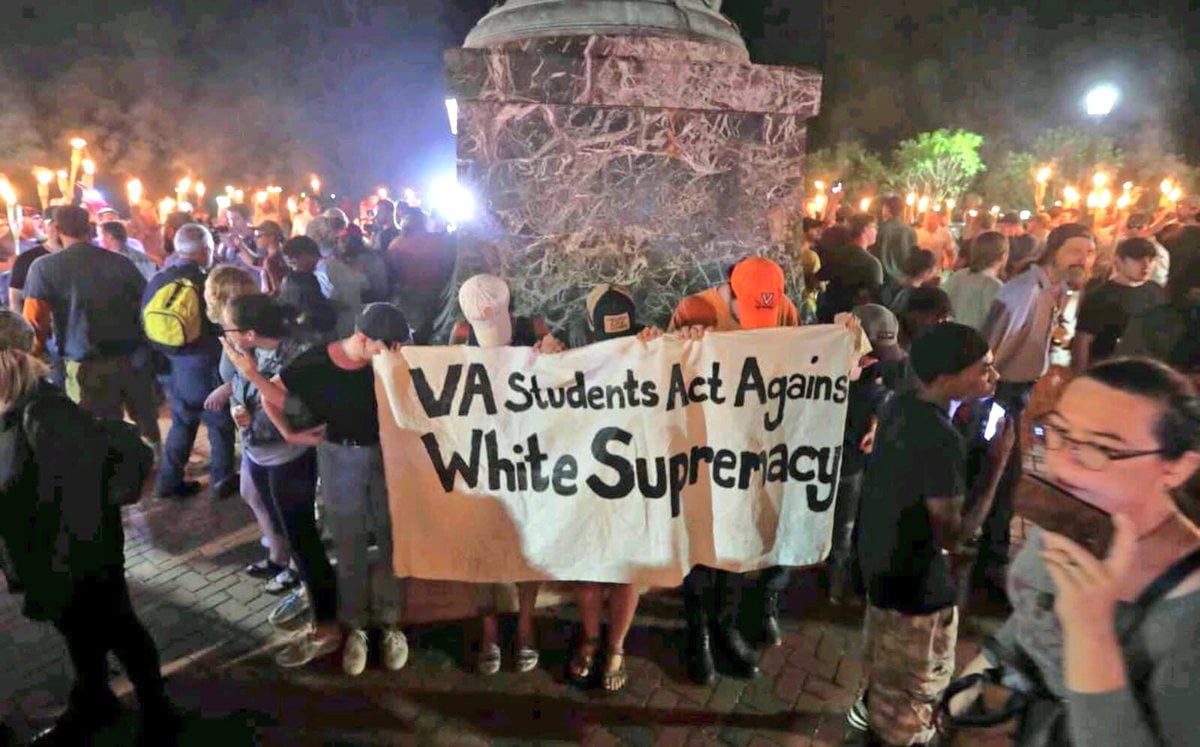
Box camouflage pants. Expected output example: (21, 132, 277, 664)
(860, 604, 958, 746)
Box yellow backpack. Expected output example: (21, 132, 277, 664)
(143, 277, 203, 347)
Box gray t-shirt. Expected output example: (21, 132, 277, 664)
(993, 528, 1200, 746)
(230, 340, 311, 467)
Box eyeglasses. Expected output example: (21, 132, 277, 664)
(1033, 419, 1163, 471)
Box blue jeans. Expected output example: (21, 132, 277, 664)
(155, 355, 235, 494)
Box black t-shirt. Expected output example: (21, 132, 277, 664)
(280, 343, 379, 445)
(1076, 281, 1165, 362)
(857, 391, 966, 614)
(24, 242, 147, 361)
(840, 364, 891, 476)
(9, 245, 48, 291)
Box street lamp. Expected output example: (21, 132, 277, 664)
(1085, 85, 1119, 117)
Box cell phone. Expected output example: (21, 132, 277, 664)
(1016, 473, 1114, 557)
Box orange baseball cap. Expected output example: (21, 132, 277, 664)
(730, 256, 785, 329)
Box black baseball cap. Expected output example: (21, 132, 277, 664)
(586, 284, 641, 341)
(911, 322, 990, 384)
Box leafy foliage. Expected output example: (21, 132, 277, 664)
(888, 129, 985, 203)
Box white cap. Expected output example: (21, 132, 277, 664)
(458, 273, 513, 347)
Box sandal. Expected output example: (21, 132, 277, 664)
(478, 643, 502, 676)
(265, 568, 301, 595)
(568, 638, 600, 685)
(244, 559, 284, 579)
(516, 646, 540, 673)
(602, 650, 627, 693)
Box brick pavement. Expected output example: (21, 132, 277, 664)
(0, 472, 1018, 747)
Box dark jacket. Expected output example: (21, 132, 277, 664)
(0, 380, 121, 621)
(141, 260, 221, 360)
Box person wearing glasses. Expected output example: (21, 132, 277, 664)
(141, 223, 238, 500)
(951, 357, 1200, 746)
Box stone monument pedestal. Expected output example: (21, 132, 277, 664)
(445, 34, 821, 328)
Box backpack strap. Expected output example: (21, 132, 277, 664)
(1122, 544, 1200, 640)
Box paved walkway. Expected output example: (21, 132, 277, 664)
(0, 476, 1017, 746)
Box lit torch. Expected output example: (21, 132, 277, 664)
(81, 158, 96, 190)
(176, 177, 191, 206)
(0, 177, 18, 247)
(68, 138, 86, 204)
(126, 178, 143, 208)
(33, 168, 54, 210)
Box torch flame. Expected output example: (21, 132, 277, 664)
(859, 197, 871, 212)
(69, 138, 87, 150)
(33, 168, 54, 186)
(0, 178, 16, 206)
(158, 197, 176, 216)
(126, 179, 143, 206)
(1093, 173, 1107, 189)
(195, 181, 206, 198)
(81, 159, 96, 176)
(1036, 166, 1051, 184)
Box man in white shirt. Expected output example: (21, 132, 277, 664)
(290, 196, 322, 238)
(96, 207, 148, 256)
(978, 223, 1095, 585)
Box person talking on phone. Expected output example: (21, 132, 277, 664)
(951, 357, 1200, 746)
(847, 322, 1001, 746)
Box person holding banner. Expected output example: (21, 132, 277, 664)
(668, 256, 800, 682)
(224, 302, 413, 676)
(451, 273, 561, 675)
(848, 322, 1000, 747)
(566, 284, 664, 692)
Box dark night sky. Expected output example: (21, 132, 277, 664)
(1, 0, 1196, 195)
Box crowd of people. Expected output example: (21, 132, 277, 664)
(0, 187, 1198, 747)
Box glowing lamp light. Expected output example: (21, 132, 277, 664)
(69, 138, 87, 150)
(859, 197, 871, 212)
(158, 197, 176, 216)
(1092, 173, 1107, 189)
(1035, 166, 1051, 184)
(428, 175, 476, 227)
(1020, 210, 1032, 221)
(445, 98, 458, 136)
(377, 187, 389, 200)
(126, 178, 143, 206)
(1085, 84, 1119, 117)
(215, 195, 231, 212)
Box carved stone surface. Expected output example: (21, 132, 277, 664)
(446, 34, 822, 329)
(464, 0, 746, 53)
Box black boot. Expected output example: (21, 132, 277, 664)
(714, 575, 759, 679)
(761, 590, 782, 648)
(683, 587, 716, 685)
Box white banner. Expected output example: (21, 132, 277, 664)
(374, 326, 854, 586)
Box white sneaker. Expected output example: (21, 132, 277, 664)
(276, 628, 340, 668)
(342, 629, 369, 677)
(381, 628, 410, 672)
